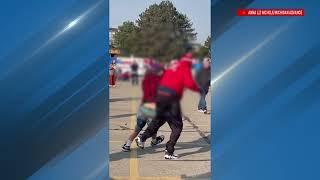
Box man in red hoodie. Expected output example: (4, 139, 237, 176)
(136, 52, 200, 160)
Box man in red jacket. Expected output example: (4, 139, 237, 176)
(136, 52, 200, 160)
(122, 62, 165, 152)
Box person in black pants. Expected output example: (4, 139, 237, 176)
(138, 87, 182, 158)
(196, 57, 211, 113)
(135, 52, 200, 160)
(131, 60, 139, 85)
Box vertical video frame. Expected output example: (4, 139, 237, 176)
(109, 0, 211, 179)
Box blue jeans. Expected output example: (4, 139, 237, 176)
(135, 116, 149, 133)
(198, 88, 207, 110)
(134, 105, 154, 132)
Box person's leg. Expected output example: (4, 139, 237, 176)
(139, 116, 165, 142)
(165, 100, 183, 156)
(112, 75, 116, 86)
(133, 75, 136, 85)
(146, 117, 157, 140)
(165, 121, 182, 156)
(198, 93, 206, 110)
(136, 117, 166, 149)
(131, 74, 134, 85)
(136, 98, 168, 148)
(150, 123, 165, 146)
(134, 74, 138, 85)
(122, 131, 138, 151)
(198, 94, 203, 110)
(128, 131, 139, 141)
(203, 93, 207, 111)
(114, 75, 117, 86)
(151, 132, 157, 139)
(122, 115, 147, 151)
(129, 115, 146, 142)
(136, 75, 139, 85)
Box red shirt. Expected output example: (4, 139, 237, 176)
(142, 72, 162, 103)
(159, 53, 200, 99)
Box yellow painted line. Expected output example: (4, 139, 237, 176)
(110, 177, 181, 180)
(110, 176, 129, 180)
(129, 88, 139, 179)
(139, 177, 181, 180)
(111, 86, 183, 180)
(109, 140, 124, 143)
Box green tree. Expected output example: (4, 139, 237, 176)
(194, 45, 209, 59)
(113, 1, 196, 62)
(193, 36, 211, 59)
(204, 35, 211, 57)
(113, 21, 138, 56)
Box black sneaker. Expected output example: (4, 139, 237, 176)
(122, 144, 130, 152)
(135, 136, 145, 149)
(150, 135, 165, 146)
(164, 152, 178, 160)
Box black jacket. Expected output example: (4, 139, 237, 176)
(131, 63, 138, 72)
(195, 67, 211, 94)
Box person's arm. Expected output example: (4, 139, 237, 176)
(141, 78, 147, 103)
(183, 67, 200, 92)
(206, 79, 211, 88)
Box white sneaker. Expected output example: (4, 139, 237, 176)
(164, 150, 178, 159)
(198, 109, 208, 113)
(164, 152, 179, 160)
(122, 144, 130, 152)
(135, 136, 145, 149)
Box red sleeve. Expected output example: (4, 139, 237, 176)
(142, 78, 147, 102)
(183, 67, 200, 92)
(142, 75, 158, 103)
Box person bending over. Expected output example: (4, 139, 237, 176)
(136, 52, 200, 160)
(122, 63, 165, 152)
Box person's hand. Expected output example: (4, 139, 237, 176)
(143, 102, 156, 110)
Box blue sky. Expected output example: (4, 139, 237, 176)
(110, 0, 211, 44)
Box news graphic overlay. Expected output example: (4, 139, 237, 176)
(0, 0, 108, 179)
(237, 8, 304, 16)
(213, 0, 320, 180)
(109, 0, 211, 179)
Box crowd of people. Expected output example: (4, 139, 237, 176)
(108, 58, 142, 87)
(114, 49, 211, 160)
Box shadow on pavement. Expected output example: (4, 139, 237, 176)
(109, 136, 211, 162)
(182, 172, 211, 179)
(109, 113, 136, 119)
(109, 126, 207, 133)
(110, 97, 140, 103)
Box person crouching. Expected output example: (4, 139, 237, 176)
(122, 62, 165, 152)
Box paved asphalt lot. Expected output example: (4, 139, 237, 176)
(109, 80, 211, 180)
